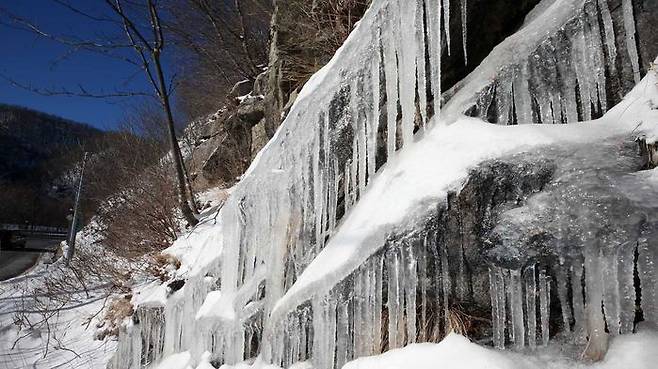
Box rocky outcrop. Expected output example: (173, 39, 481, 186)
(184, 74, 269, 189)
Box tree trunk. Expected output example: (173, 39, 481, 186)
(153, 52, 199, 226)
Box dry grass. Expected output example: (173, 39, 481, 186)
(95, 295, 134, 340)
(149, 253, 182, 282)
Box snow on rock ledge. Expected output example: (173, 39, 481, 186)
(108, 0, 658, 364)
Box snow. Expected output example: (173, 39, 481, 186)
(135, 281, 169, 308)
(343, 329, 658, 369)
(195, 290, 236, 322)
(156, 351, 192, 369)
(0, 261, 116, 369)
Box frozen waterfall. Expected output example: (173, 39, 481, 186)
(107, 0, 657, 369)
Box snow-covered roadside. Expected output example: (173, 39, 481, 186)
(0, 261, 116, 369)
(0, 219, 142, 369)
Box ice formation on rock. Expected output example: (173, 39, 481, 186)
(107, 1, 657, 368)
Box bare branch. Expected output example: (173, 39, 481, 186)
(51, 0, 121, 24)
(0, 73, 154, 99)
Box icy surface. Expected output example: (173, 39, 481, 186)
(107, 0, 658, 365)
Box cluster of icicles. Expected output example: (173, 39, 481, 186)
(107, 0, 650, 368)
(466, 0, 642, 125)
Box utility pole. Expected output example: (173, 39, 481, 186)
(65, 152, 88, 265)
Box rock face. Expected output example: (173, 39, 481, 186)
(184, 75, 268, 189)
(484, 138, 657, 357)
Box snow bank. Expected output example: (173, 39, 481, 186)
(343, 329, 658, 369)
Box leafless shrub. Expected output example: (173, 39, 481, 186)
(81, 108, 187, 260)
(168, 0, 273, 120)
(277, 0, 371, 92)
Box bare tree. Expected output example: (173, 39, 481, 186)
(166, 0, 273, 119)
(0, 0, 200, 226)
(106, 0, 199, 226)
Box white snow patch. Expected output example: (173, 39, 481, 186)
(156, 350, 192, 369)
(196, 290, 236, 322)
(342, 329, 658, 369)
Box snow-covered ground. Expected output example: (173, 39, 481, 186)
(0, 258, 116, 369)
(155, 326, 658, 369)
(342, 328, 658, 369)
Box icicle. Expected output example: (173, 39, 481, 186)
(373, 253, 384, 353)
(368, 38, 381, 183)
(621, 0, 642, 83)
(355, 84, 368, 198)
(461, 0, 468, 65)
(505, 270, 516, 344)
(312, 295, 337, 369)
(513, 65, 532, 124)
(618, 241, 636, 334)
(335, 301, 351, 369)
(397, 0, 417, 147)
(350, 136, 359, 203)
(596, 0, 617, 74)
(440, 240, 451, 331)
(511, 269, 525, 349)
(415, 0, 428, 129)
(573, 22, 592, 121)
(555, 266, 572, 334)
(388, 248, 402, 349)
(383, 18, 399, 159)
(353, 267, 365, 357)
(489, 268, 504, 349)
(525, 264, 537, 349)
(442, 0, 450, 54)
(584, 248, 608, 359)
(418, 238, 428, 342)
(404, 244, 418, 344)
(638, 238, 657, 324)
(584, 2, 607, 113)
(571, 259, 587, 343)
(314, 115, 325, 252)
(538, 270, 550, 346)
(425, 0, 442, 121)
(496, 268, 507, 348)
(602, 248, 621, 335)
(495, 78, 513, 124)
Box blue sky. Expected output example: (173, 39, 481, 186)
(0, 1, 170, 130)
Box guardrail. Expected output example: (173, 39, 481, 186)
(0, 223, 68, 233)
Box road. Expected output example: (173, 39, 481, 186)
(0, 239, 60, 281)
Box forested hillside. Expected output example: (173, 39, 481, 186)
(0, 104, 103, 226)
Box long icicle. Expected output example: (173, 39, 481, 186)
(621, 0, 641, 83)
